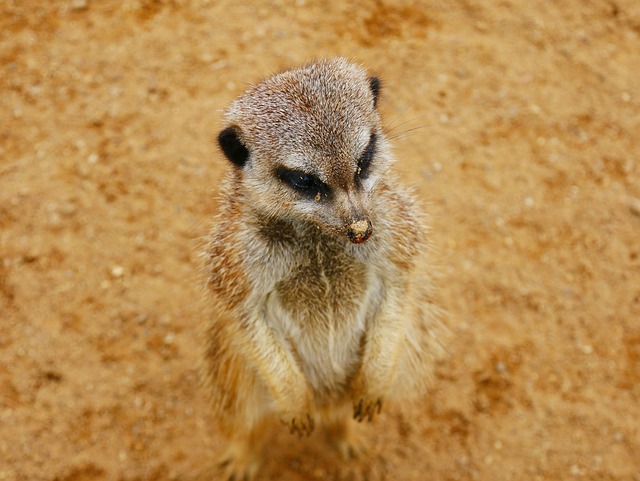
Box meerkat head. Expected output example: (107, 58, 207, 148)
(217, 58, 393, 244)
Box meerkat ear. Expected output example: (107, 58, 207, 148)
(218, 126, 249, 168)
(369, 76, 381, 107)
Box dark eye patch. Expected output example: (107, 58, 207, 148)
(276, 167, 331, 200)
(356, 133, 377, 181)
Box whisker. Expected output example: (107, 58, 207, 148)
(387, 125, 432, 141)
(382, 104, 417, 133)
(384, 113, 432, 135)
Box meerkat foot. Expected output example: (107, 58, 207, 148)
(217, 420, 272, 481)
(218, 442, 263, 481)
(325, 417, 369, 460)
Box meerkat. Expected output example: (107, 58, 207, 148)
(202, 58, 447, 480)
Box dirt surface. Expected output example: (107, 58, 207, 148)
(2, 1, 640, 480)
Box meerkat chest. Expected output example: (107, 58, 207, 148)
(276, 255, 369, 325)
(266, 251, 376, 393)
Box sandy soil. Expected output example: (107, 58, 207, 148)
(2, 0, 640, 480)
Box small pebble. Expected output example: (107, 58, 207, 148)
(48, 213, 62, 229)
(164, 332, 175, 344)
(111, 265, 124, 278)
(70, 0, 88, 10)
(570, 464, 581, 476)
(628, 196, 640, 217)
(60, 201, 77, 216)
(580, 344, 593, 354)
(209, 60, 227, 71)
(529, 104, 541, 114)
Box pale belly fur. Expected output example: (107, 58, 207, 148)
(264, 272, 378, 400)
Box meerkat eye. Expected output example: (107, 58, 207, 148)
(356, 134, 377, 181)
(276, 167, 330, 199)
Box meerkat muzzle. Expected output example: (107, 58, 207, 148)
(347, 219, 373, 244)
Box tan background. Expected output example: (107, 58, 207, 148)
(1, 1, 639, 480)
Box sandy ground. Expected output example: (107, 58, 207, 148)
(1, 0, 640, 480)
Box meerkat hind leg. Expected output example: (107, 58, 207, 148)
(218, 417, 273, 481)
(323, 413, 369, 460)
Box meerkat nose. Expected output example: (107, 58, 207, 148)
(347, 218, 373, 244)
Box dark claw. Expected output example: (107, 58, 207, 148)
(307, 414, 315, 433)
(287, 414, 315, 437)
(353, 399, 364, 420)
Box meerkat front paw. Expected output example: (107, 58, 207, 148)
(351, 372, 387, 422)
(282, 412, 315, 437)
(353, 397, 383, 422)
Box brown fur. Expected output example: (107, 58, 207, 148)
(201, 58, 448, 480)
